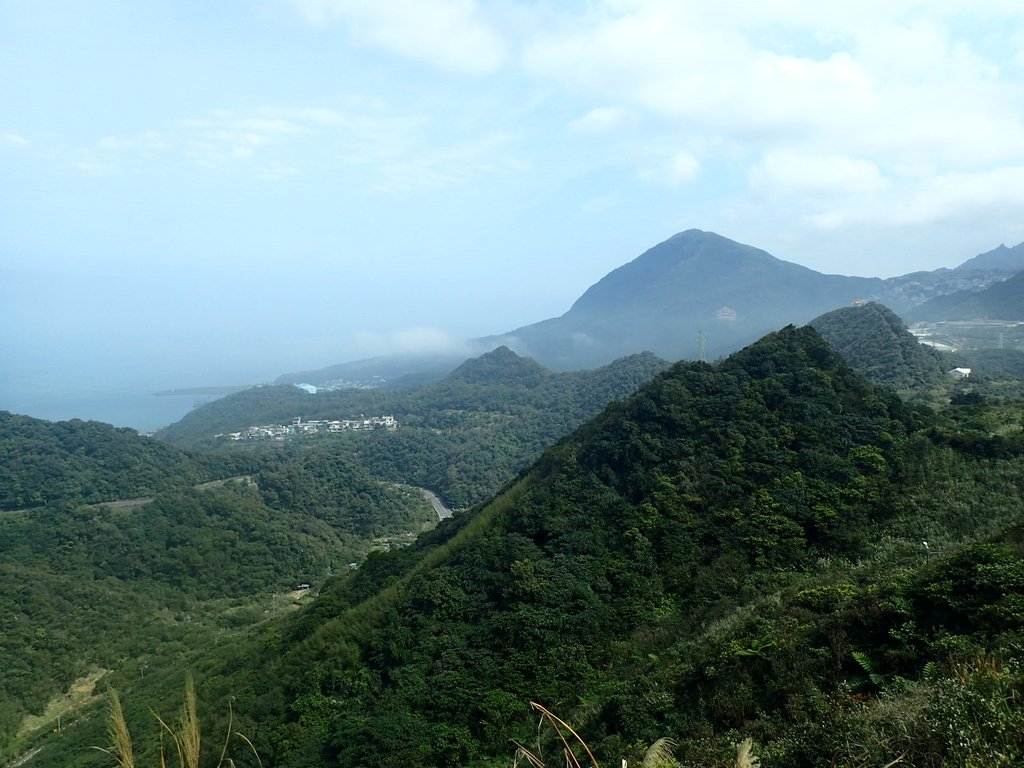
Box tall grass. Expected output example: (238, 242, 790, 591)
(512, 702, 757, 768)
(94, 675, 259, 768)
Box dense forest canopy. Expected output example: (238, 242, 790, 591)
(809, 302, 947, 391)
(0, 411, 237, 509)
(0, 437, 437, 762)
(149, 325, 1021, 768)
(5, 325, 1024, 768)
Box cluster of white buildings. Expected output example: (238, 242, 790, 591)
(220, 415, 397, 442)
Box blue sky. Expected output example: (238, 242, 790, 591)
(4, 1, 1024, 422)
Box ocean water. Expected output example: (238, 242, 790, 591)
(1, 387, 224, 432)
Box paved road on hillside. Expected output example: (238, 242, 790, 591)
(417, 488, 453, 520)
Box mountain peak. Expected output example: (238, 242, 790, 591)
(954, 240, 1024, 272)
(443, 346, 550, 386)
(478, 230, 882, 369)
(909, 270, 1024, 321)
(570, 231, 783, 315)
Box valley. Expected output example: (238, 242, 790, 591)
(3, 231, 1024, 768)
(9, 2, 1024, 764)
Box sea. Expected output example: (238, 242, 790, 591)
(1, 386, 228, 433)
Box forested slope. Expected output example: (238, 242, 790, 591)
(11, 327, 1024, 768)
(0, 411, 235, 509)
(186, 325, 1023, 767)
(0, 435, 436, 763)
(809, 302, 947, 391)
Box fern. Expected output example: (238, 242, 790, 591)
(852, 650, 886, 686)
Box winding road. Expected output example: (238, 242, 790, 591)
(415, 487, 453, 520)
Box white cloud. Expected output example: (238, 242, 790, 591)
(639, 150, 701, 186)
(749, 151, 887, 197)
(233, 118, 306, 135)
(286, 0, 507, 74)
(99, 132, 168, 153)
(2, 132, 28, 147)
(806, 166, 1024, 229)
(74, 160, 106, 173)
(254, 163, 302, 182)
(523, 1, 1024, 165)
(77, 104, 514, 192)
(351, 326, 469, 355)
(518, 0, 1024, 261)
(370, 133, 524, 194)
(569, 106, 632, 134)
(207, 107, 427, 170)
(183, 117, 295, 163)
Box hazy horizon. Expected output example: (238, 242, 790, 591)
(5, 2, 1024, 428)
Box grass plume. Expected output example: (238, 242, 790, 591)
(511, 703, 761, 768)
(94, 689, 135, 768)
(93, 674, 259, 768)
(734, 737, 759, 768)
(640, 737, 677, 768)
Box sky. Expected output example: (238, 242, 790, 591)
(4, 0, 1024, 425)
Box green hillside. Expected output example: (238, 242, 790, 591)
(809, 302, 947, 391)
(10, 327, 1024, 768)
(0, 411, 236, 510)
(0, 426, 438, 764)
(122, 324, 1020, 768)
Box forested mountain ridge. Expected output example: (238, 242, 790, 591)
(442, 345, 549, 386)
(158, 349, 670, 508)
(906, 270, 1024, 322)
(174, 324, 1023, 768)
(275, 232, 1024, 387)
(0, 411, 238, 509)
(809, 302, 947, 391)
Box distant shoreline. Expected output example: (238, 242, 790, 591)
(153, 385, 252, 397)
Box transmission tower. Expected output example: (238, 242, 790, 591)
(697, 330, 707, 362)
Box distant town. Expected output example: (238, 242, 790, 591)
(909, 318, 1024, 352)
(218, 415, 398, 442)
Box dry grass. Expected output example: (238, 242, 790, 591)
(513, 702, 600, 768)
(734, 737, 759, 768)
(512, 702, 757, 768)
(97, 690, 134, 768)
(93, 674, 260, 768)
